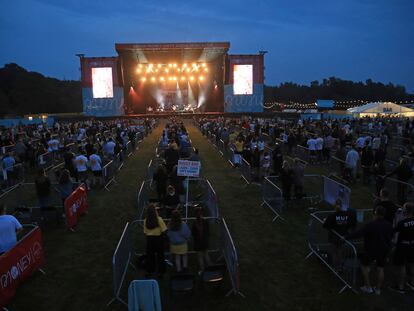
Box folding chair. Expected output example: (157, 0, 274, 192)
(128, 279, 162, 311)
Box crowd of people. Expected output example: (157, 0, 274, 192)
(199, 115, 414, 295)
(143, 120, 211, 278)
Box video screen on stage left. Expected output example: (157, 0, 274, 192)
(233, 64, 253, 95)
(92, 67, 113, 98)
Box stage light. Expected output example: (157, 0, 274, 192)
(165, 68, 169, 73)
(202, 63, 206, 67)
(141, 77, 146, 82)
(137, 68, 142, 73)
(194, 67, 199, 72)
(138, 64, 143, 68)
(168, 77, 172, 81)
(189, 76, 194, 81)
(151, 77, 156, 82)
(199, 76, 204, 81)
(148, 63, 153, 68)
(173, 63, 177, 68)
(173, 76, 177, 81)
(181, 76, 186, 81)
(146, 68, 151, 73)
(183, 63, 187, 68)
(186, 68, 191, 73)
(204, 67, 208, 72)
(155, 69, 159, 72)
(177, 68, 181, 72)
(192, 62, 196, 67)
(160, 76, 165, 81)
(157, 64, 162, 68)
(168, 64, 173, 68)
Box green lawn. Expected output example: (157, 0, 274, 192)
(8, 120, 413, 311)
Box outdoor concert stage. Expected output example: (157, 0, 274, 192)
(79, 42, 265, 117)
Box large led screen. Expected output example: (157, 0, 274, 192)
(233, 64, 253, 95)
(92, 67, 113, 98)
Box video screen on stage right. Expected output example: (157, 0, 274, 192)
(233, 64, 253, 95)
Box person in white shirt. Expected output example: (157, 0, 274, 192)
(89, 151, 102, 188)
(307, 137, 317, 163)
(0, 205, 23, 254)
(345, 145, 360, 182)
(103, 138, 116, 158)
(75, 149, 89, 186)
(315, 136, 324, 162)
(356, 136, 366, 150)
(372, 136, 381, 151)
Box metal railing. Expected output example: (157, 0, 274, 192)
(261, 176, 284, 221)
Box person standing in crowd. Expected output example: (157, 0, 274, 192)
(272, 145, 283, 175)
(280, 161, 293, 202)
(74, 148, 89, 188)
(233, 136, 244, 167)
(373, 188, 398, 225)
(15, 139, 27, 164)
(153, 164, 168, 203)
(323, 199, 356, 268)
(164, 185, 180, 218)
(103, 138, 116, 159)
(164, 142, 180, 174)
(292, 158, 305, 200)
(2, 151, 16, 186)
(144, 204, 167, 278)
(261, 151, 271, 179)
(345, 144, 359, 183)
(57, 169, 73, 217)
(361, 140, 374, 185)
(168, 210, 191, 273)
(346, 206, 394, 295)
(63, 145, 77, 180)
(89, 149, 103, 188)
(389, 202, 414, 293)
(191, 207, 211, 272)
(0, 205, 23, 255)
(35, 168, 51, 208)
(386, 158, 413, 206)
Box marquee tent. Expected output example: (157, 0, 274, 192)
(347, 102, 414, 118)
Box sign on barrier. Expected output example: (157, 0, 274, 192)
(64, 184, 88, 229)
(0, 226, 45, 308)
(323, 176, 351, 210)
(177, 160, 201, 178)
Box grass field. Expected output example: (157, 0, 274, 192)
(8, 120, 413, 311)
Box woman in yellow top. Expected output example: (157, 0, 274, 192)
(144, 204, 167, 277)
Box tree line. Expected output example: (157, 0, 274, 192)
(0, 63, 413, 116)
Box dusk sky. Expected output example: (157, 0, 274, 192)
(1, 0, 413, 92)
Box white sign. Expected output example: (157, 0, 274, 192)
(177, 160, 201, 177)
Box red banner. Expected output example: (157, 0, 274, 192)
(0, 227, 45, 308)
(64, 185, 88, 229)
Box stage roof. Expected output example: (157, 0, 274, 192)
(115, 42, 230, 64)
(115, 42, 230, 52)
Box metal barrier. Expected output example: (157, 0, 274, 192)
(103, 160, 117, 191)
(329, 156, 347, 180)
(1, 163, 25, 190)
(220, 218, 243, 297)
(261, 176, 284, 222)
(38, 152, 54, 170)
(306, 211, 359, 294)
(295, 145, 311, 164)
(1, 144, 16, 156)
(240, 158, 252, 185)
(201, 179, 219, 218)
(107, 222, 133, 307)
(137, 180, 151, 221)
(373, 176, 414, 206)
(0, 182, 69, 223)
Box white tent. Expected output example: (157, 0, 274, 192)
(347, 102, 414, 118)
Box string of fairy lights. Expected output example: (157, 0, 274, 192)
(262, 99, 414, 110)
(135, 62, 209, 83)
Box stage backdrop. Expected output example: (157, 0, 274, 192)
(224, 55, 264, 113)
(80, 57, 124, 117)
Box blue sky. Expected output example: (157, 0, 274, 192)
(1, 0, 413, 91)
